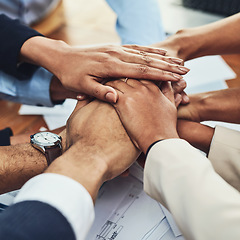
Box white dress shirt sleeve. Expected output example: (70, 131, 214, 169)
(144, 139, 240, 240)
(14, 173, 95, 240)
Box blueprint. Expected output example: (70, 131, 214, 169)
(86, 163, 184, 240)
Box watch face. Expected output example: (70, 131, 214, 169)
(31, 132, 61, 147)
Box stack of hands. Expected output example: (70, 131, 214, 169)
(42, 43, 191, 201)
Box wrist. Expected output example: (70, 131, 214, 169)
(173, 28, 200, 61)
(142, 131, 179, 155)
(189, 92, 214, 122)
(177, 120, 214, 153)
(0, 143, 47, 194)
(46, 142, 108, 201)
(20, 36, 69, 76)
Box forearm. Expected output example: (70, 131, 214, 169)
(20, 36, 68, 77)
(191, 88, 240, 123)
(177, 120, 214, 154)
(0, 143, 47, 194)
(156, 13, 240, 61)
(0, 130, 66, 193)
(63, 100, 140, 200)
(46, 141, 107, 202)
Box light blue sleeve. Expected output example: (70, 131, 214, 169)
(105, 0, 166, 45)
(0, 67, 54, 107)
(0, 0, 60, 25)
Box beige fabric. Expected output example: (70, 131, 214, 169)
(208, 125, 240, 191)
(144, 139, 240, 240)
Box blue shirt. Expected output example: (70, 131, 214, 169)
(0, 0, 165, 106)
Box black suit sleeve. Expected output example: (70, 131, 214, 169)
(0, 128, 13, 146)
(0, 14, 43, 77)
(0, 201, 76, 240)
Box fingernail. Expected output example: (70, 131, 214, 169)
(175, 94, 182, 106)
(77, 95, 85, 100)
(159, 49, 167, 55)
(172, 73, 183, 80)
(178, 66, 190, 73)
(105, 92, 117, 103)
(179, 79, 187, 88)
(183, 94, 190, 103)
(171, 58, 183, 65)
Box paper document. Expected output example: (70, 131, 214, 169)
(19, 99, 77, 130)
(86, 163, 184, 240)
(185, 55, 235, 94)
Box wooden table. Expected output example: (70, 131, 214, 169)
(1, 0, 240, 135)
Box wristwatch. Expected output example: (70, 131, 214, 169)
(30, 132, 62, 166)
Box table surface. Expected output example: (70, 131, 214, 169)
(1, 0, 240, 135)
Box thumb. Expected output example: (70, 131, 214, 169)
(161, 81, 175, 104)
(87, 80, 118, 103)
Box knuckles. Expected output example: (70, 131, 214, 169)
(142, 54, 152, 64)
(138, 64, 150, 75)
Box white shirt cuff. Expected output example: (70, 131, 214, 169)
(14, 173, 95, 240)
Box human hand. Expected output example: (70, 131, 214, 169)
(20, 37, 189, 103)
(151, 29, 195, 62)
(59, 99, 140, 200)
(151, 36, 181, 60)
(172, 79, 189, 106)
(50, 76, 83, 103)
(65, 99, 140, 176)
(150, 39, 190, 106)
(107, 79, 179, 154)
(177, 93, 204, 122)
(55, 44, 190, 102)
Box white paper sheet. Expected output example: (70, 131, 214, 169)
(19, 99, 77, 130)
(184, 55, 235, 94)
(19, 98, 77, 116)
(86, 167, 184, 240)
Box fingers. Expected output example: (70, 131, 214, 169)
(117, 51, 189, 76)
(123, 47, 184, 66)
(123, 44, 167, 56)
(107, 61, 184, 82)
(172, 79, 187, 94)
(175, 93, 182, 107)
(172, 79, 189, 105)
(106, 79, 137, 93)
(83, 79, 119, 103)
(180, 91, 190, 104)
(161, 81, 175, 104)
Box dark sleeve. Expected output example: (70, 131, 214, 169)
(0, 201, 76, 240)
(0, 14, 43, 77)
(0, 128, 13, 146)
